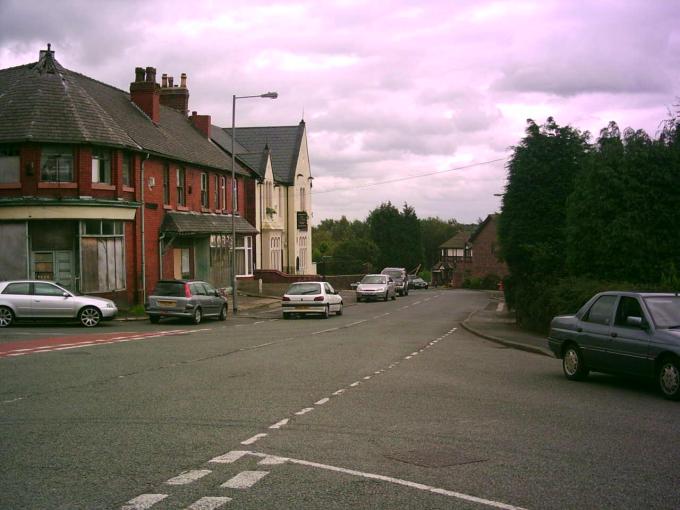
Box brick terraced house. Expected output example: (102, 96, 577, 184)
(0, 46, 271, 308)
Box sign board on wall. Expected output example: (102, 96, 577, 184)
(297, 211, 308, 230)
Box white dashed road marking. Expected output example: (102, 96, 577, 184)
(209, 451, 249, 464)
(241, 433, 267, 445)
(350, 381, 360, 387)
(221, 471, 269, 489)
(269, 418, 289, 429)
(121, 493, 168, 510)
(315, 397, 330, 405)
(332, 389, 346, 395)
(294, 407, 314, 415)
(165, 469, 212, 485)
(185, 496, 231, 510)
(258, 455, 287, 465)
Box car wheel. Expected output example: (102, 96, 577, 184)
(356, 296, 362, 303)
(658, 356, 680, 400)
(79, 306, 101, 328)
(562, 344, 589, 381)
(0, 306, 14, 327)
(383, 291, 388, 301)
(283, 312, 290, 320)
(149, 316, 160, 324)
(192, 307, 202, 325)
(391, 293, 396, 300)
(336, 303, 343, 316)
(218, 305, 228, 321)
(323, 305, 330, 319)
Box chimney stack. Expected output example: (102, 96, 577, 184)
(160, 71, 190, 116)
(130, 67, 161, 123)
(190, 110, 211, 139)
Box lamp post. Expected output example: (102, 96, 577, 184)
(231, 91, 278, 313)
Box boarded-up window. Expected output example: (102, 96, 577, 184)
(81, 220, 125, 292)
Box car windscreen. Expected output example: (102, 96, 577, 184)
(286, 283, 322, 295)
(361, 276, 385, 284)
(152, 282, 186, 297)
(643, 296, 680, 328)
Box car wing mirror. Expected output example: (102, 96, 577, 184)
(214, 290, 220, 297)
(626, 316, 647, 329)
(62, 292, 70, 298)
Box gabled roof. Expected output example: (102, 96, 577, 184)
(0, 49, 245, 174)
(210, 126, 264, 177)
(439, 230, 472, 249)
(212, 121, 305, 185)
(468, 214, 498, 243)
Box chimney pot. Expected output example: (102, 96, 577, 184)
(180, 73, 187, 88)
(192, 111, 197, 117)
(135, 67, 145, 82)
(145, 66, 156, 83)
(162, 73, 168, 87)
(169, 76, 174, 87)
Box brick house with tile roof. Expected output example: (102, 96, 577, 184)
(432, 214, 508, 287)
(0, 46, 260, 308)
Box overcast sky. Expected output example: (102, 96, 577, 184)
(1, 0, 679, 225)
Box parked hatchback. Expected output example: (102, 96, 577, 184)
(549, 291, 680, 400)
(146, 279, 228, 324)
(282, 281, 343, 319)
(0, 280, 117, 327)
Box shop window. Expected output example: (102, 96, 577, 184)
(41, 145, 73, 182)
(92, 148, 112, 184)
(80, 220, 125, 292)
(0, 145, 20, 183)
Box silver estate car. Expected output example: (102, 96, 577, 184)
(0, 280, 117, 327)
(356, 274, 396, 302)
(145, 279, 228, 324)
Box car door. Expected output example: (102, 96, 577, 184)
(189, 282, 209, 314)
(32, 282, 77, 318)
(201, 282, 221, 315)
(578, 294, 617, 369)
(324, 283, 340, 312)
(607, 296, 653, 376)
(1, 282, 33, 317)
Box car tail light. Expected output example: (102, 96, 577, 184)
(314, 296, 324, 301)
(184, 283, 192, 298)
(282, 296, 291, 301)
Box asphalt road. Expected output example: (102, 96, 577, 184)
(1, 289, 679, 509)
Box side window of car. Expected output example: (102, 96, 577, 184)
(34, 282, 65, 296)
(324, 283, 334, 294)
(202, 282, 215, 295)
(584, 295, 617, 325)
(190, 283, 206, 296)
(2, 282, 31, 295)
(614, 296, 644, 327)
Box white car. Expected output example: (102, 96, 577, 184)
(0, 280, 118, 327)
(356, 274, 396, 302)
(282, 281, 343, 319)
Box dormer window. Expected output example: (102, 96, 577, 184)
(41, 145, 73, 182)
(92, 148, 112, 184)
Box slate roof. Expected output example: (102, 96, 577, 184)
(211, 122, 306, 185)
(209, 126, 261, 177)
(0, 50, 248, 175)
(161, 211, 258, 236)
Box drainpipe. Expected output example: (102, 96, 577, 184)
(158, 232, 165, 280)
(140, 153, 150, 303)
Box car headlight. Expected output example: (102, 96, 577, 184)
(106, 303, 115, 309)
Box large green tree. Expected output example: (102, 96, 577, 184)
(367, 202, 422, 270)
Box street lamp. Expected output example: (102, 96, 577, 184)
(231, 91, 278, 313)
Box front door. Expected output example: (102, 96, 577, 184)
(32, 251, 74, 290)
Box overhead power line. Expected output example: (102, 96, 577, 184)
(311, 156, 508, 195)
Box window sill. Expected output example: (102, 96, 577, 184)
(177, 205, 189, 211)
(122, 186, 135, 193)
(163, 205, 174, 210)
(201, 207, 212, 213)
(92, 183, 116, 191)
(0, 183, 21, 189)
(38, 182, 77, 189)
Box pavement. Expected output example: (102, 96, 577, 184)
(460, 293, 553, 357)
(119, 290, 554, 358)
